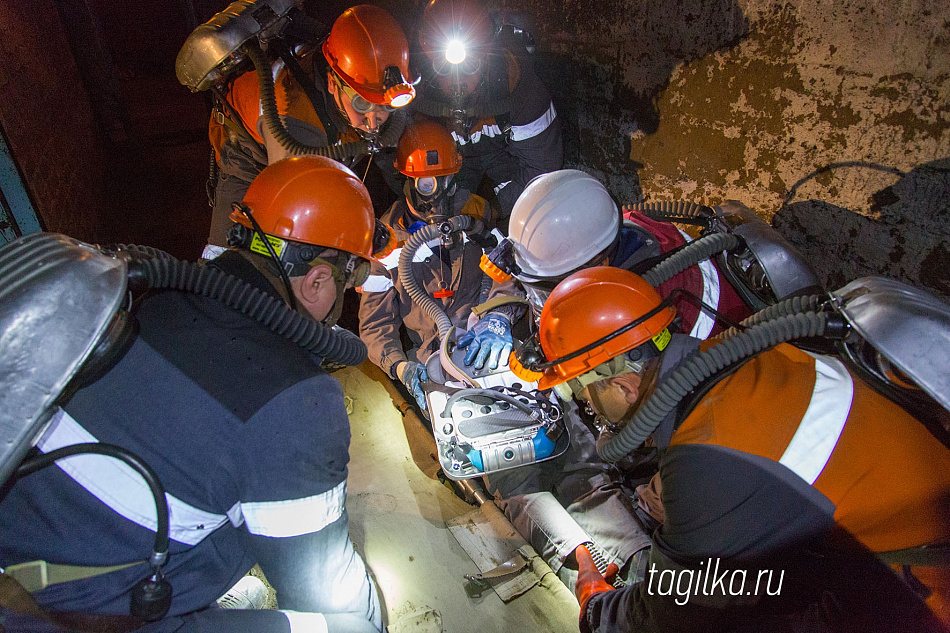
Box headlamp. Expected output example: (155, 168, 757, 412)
(479, 237, 518, 283)
(382, 66, 415, 108)
(446, 39, 467, 64)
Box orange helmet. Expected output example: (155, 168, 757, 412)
(394, 119, 462, 178)
(230, 156, 375, 259)
(420, 0, 494, 71)
(322, 5, 417, 107)
(533, 267, 675, 390)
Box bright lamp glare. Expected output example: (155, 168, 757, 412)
(390, 92, 413, 107)
(445, 40, 467, 65)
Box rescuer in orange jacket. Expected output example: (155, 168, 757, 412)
(516, 266, 950, 633)
(205, 5, 416, 258)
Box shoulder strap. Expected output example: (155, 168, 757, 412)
(278, 47, 339, 145)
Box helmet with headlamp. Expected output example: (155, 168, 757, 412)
(322, 5, 417, 109)
(419, 0, 494, 78)
(511, 267, 676, 401)
(480, 170, 622, 316)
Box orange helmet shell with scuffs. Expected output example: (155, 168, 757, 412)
(232, 156, 375, 259)
(394, 119, 462, 178)
(322, 5, 416, 105)
(536, 267, 676, 389)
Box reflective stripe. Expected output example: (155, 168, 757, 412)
(237, 481, 346, 538)
(510, 102, 557, 142)
(361, 275, 394, 293)
(452, 124, 502, 145)
(675, 228, 720, 340)
(378, 247, 402, 270)
(35, 410, 230, 546)
(201, 244, 227, 261)
(379, 242, 438, 272)
(493, 181, 512, 195)
(282, 611, 329, 633)
(779, 354, 854, 485)
(690, 260, 720, 339)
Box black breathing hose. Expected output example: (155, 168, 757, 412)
(244, 42, 369, 161)
(642, 232, 740, 287)
(715, 294, 824, 341)
(597, 311, 831, 462)
(625, 201, 716, 227)
(126, 253, 367, 367)
(15, 443, 170, 560)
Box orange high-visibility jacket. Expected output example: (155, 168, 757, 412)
(666, 342, 950, 622)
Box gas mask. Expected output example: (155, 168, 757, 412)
(405, 174, 458, 224)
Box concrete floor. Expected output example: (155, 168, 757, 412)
(337, 363, 581, 633)
(244, 361, 581, 631)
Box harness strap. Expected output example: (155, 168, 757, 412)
(471, 295, 528, 318)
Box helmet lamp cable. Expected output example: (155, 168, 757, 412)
(237, 204, 299, 312)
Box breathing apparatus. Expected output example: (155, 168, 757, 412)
(511, 263, 950, 462)
(0, 233, 371, 621)
(176, 1, 414, 160)
(405, 174, 459, 225)
(395, 215, 569, 479)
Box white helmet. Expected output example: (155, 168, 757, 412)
(508, 170, 620, 281)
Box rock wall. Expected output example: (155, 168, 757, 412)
(500, 0, 950, 299)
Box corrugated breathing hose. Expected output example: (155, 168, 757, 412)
(715, 294, 824, 341)
(245, 42, 369, 161)
(641, 232, 739, 287)
(625, 201, 716, 226)
(398, 216, 483, 339)
(126, 253, 367, 367)
(596, 311, 830, 462)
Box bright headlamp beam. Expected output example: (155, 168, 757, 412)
(445, 39, 467, 65)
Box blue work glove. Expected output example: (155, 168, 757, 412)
(396, 361, 428, 411)
(457, 313, 513, 371)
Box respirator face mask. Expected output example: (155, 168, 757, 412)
(407, 174, 457, 223)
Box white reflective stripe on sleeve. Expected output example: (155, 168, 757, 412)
(281, 611, 329, 633)
(238, 481, 346, 538)
(361, 275, 394, 293)
(378, 247, 402, 270)
(510, 102, 557, 142)
(689, 259, 720, 340)
(36, 409, 229, 546)
(493, 181, 512, 195)
(779, 354, 854, 485)
(674, 228, 720, 340)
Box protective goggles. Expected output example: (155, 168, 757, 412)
(334, 75, 395, 115)
(556, 352, 647, 402)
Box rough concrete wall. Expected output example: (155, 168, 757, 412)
(0, 1, 108, 241)
(504, 0, 950, 300)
